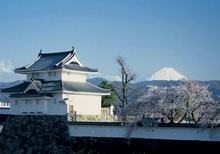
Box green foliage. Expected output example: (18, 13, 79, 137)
(98, 80, 117, 107)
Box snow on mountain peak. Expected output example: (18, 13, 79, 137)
(149, 67, 187, 81)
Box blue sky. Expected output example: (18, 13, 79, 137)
(0, 0, 220, 82)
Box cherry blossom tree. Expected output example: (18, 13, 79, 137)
(123, 79, 220, 126)
(177, 80, 215, 124)
(123, 85, 186, 124)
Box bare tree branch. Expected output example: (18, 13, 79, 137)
(114, 56, 136, 120)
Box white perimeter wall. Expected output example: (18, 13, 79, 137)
(0, 108, 10, 114)
(69, 125, 220, 142)
(63, 93, 101, 115)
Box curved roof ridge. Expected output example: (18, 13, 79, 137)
(40, 50, 73, 55)
(15, 50, 73, 73)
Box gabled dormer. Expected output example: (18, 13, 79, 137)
(14, 48, 98, 82)
(23, 79, 41, 93)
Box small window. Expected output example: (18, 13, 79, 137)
(67, 72, 70, 76)
(36, 73, 39, 77)
(36, 99, 39, 104)
(53, 99, 56, 104)
(15, 100, 18, 105)
(53, 72, 56, 77)
(22, 112, 27, 114)
(48, 72, 52, 77)
(32, 73, 35, 78)
(25, 99, 31, 104)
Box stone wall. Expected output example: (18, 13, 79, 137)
(0, 115, 73, 153)
(75, 114, 116, 122)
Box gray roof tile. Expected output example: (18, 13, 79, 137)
(63, 64, 97, 73)
(1, 81, 29, 93)
(10, 93, 52, 98)
(15, 51, 72, 72)
(15, 50, 97, 73)
(1, 80, 109, 95)
(62, 81, 109, 94)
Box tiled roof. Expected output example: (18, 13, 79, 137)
(14, 50, 97, 73)
(1, 80, 109, 95)
(10, 93, 52, 98)
(0, 81, 29, 93)
(15, 51, 73, 72)
(63, 64, 97, 73)
(62, 81, 110, 94)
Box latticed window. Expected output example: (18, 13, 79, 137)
(48, 72, 52, 77)
(25, 99, 31, 104)
(32, 73, 39, 78)
(53, 72, 56, 77)
(36, 73, 39, 77)
(15, 100, 19, 105)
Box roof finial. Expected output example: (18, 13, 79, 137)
(38, 49, 42, 57)
(72, 45, 76, 54)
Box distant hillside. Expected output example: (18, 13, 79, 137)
(87, 78, 105, 85)
(0, 80, 23, 89)
(202, 80, 220, 100)
(0, 80, 23, 103)
(87, 78, 220, 101)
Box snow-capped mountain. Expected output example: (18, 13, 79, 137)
(149, 67, 187, 81)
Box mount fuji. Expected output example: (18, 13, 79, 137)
(149, 67, 187, 81)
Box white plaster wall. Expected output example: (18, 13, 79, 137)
(26, 71, 62, 81)
(26, 74, 32, 81)
(10, 99, 19, 114)
(10, 99, 47, 114)
(10, 94, 66, 115)
(0, 108, 10, 114)
(10, 94, 68, 115)
(47, 93, 67, 115)
(69, 125, 220, 142)
(63, 93, 101, 115)
(26, 70, 86, 82)
(61, 71, 86, 82)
